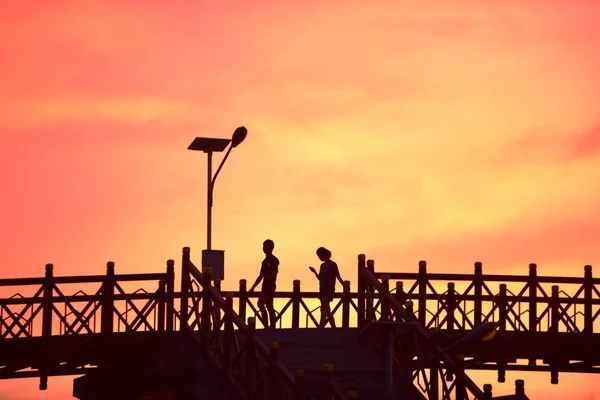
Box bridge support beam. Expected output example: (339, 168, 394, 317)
(73, 335, 223, 400)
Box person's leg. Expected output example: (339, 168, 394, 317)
(257, 294, 269, 327)
(266, 294, 277, 328)
(319, 298, 332, 328)
(322, 298, 336, 328)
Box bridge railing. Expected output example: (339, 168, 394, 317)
(360, 260, 600, 335)
(0, 262, 175, 339)
(179, 247, 348, 400)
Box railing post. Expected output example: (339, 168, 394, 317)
(405, 300, 414, 320)
(268, 342, 282, 400)
(202, 267, 213, 336)
(342, 281, 351, 328)
(166, 259, 175, 332)
(157, 279, 166, 332)
(245, 317, 257, 399)
(418, 260, 427, 326)
(515, 379, 526, 399)
(42, 263, 53, 338)
(366, 259, 375, 322)
(292, 280, 301, 329)
(394, 281, 406, 321)
(497, 284, 507, 383)
(455, 354, 466, 399)
(239, 279, 248, 323)
(322, 364, 334, 397)
(40, 263, 54, 391)
(357, 254, 366, 330)
(528, 263, 538, 367)
(101, 262, 115, 334)
(381, 276, 391, 321)
(429, 359, 439, 400)
(293, 369, 305, 400)
(473, 262, 482, 327)
(213, 279, 222, 327)
(528, 263, 538, 329)
(447, 282, 456, 332)
(584, 265, 593, 334)
(550, 285, 559, 384)
(224, 292, 234, 380)
(180, 247, 191, 331)
(482, 383, 493, 400)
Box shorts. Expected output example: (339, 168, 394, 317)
(319, 289, 334, 302)
(258, 282, 276, 306)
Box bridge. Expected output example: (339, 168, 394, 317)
(1, 247, 599, 399)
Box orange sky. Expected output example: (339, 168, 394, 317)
(1, 0, 600, 398)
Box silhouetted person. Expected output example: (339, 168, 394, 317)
(249, 239, 279, 328)
(309, 247, 343, 328)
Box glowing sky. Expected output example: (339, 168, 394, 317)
(1, 0, 600, 398)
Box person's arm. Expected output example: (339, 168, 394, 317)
(249, 268, 264, 292)
(308, 266, 320, 280)
(335, 264, 344, 286)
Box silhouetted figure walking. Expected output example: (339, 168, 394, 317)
(249, 239, 279, 328)
(309, 247, 344, 328)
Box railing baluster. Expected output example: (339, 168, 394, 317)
(101, 262, 114, 334)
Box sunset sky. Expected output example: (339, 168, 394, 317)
(1, 0, 600, 398)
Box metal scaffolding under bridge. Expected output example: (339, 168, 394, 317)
(1, 247, 599, 399)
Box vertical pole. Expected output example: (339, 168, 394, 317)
(157, 280, 166, 332)
(202, 267, 213, 336)
(429, 359, 439, 400)
(101, 262, 115, 334)
(473, 262, 482, 327)
(245, 317, 257, 399)
(293, 369, 306, 400)
(239, 279, 248, 323)
(483, 384, 493, 400)
(292, 280, 301, 328)
(381, 276, 391, 321)
(180, 247, 191, 331)
(268, 342, 281, 400)
(40, 263, 53, 391)
(342, 281, 350, 328)
(528, 263, 538, 367)
(366, 259, 375, 322)
(224, 293, 234, 379)
(357, 254, 366, 330)
(385, 330, 394, 396)
(497, 284, 507, 383)
(447, 283, 456, 332)
(42, 264, 54, 337)
(515, 379, 526, 399)
(550, 285, 559, 384)
(418, 261, 427, 326)
(207, 151, 213, 250)
(584, 265, 593, 334)
(166, 260, 175, 332)
(455, 354, 466, 400)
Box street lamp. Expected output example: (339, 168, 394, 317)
(187, 126, 248, 280)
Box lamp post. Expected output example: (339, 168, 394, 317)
(187, 126, 247, 280)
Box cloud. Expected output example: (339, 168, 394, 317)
(484, 119, 600, 167)
(369, 205, 600, 275)
(0, 97, 196, 129)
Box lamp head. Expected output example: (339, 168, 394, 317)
(231, 126, 247, 148)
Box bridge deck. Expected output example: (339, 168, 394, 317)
(2, 328, 598, 380)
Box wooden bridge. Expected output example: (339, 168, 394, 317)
(1, 247, 599, 399)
